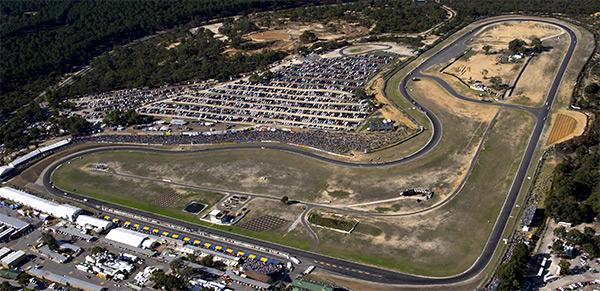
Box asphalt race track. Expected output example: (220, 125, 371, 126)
(38, 16, 579, 285)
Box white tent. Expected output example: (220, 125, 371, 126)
(76, 215, 113, 232)
(0, 166, 13, 178)
(0, 187, 82, 221)
(105, 228, 148, 248)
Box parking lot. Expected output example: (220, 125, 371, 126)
(139, 54, 395, 131)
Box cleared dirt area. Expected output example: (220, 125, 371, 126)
(445, 51, 520, 95)
(245, 21, 369, 52)
(366, 76, 418, 129)
(546, 110, 588, 145)
(472, 21, 563, 51)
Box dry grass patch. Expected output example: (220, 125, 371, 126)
(445, 51, 520, 92)
(546, 110, 588, 145)
(509, 37, 569, 106)
(366, 76, 418, 129)
(472, 21, 563, 51)
(411, 79, 498, 121)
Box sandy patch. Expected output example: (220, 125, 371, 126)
(345, 42, 416, 56)
(197, 22, 228, 41)
(247, 29, 291, 42)
(241, 198, 304, 223)
(165, 42, 181, 50)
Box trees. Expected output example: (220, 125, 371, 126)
(489, 76, 507, 90)
(0, 281, 15, 291)
(1, 1, 321, 149)
(199, 255, 215, 267)
(169, 257, 193, 278)
(299, 31, 318, 44)
(530, 37, 544, 53)
(281, 196, 289, 205)
(545, 147, 600, 224)
(41, 233, 58, 251)
(508, 38, 527, 54)
(17, 273, 32, 287)
(103, 109, 147, 127)
(352, 88, 370, 100)
(150, 270, 187, 290)
(565, 229, 584, 245)
(551, 240, 564, 255)
(55, 115, 93, 136)
(91, 246, 107, 254)
(497, 243, 530, 291)
(554, 226, 567, 239)
(585, 83, 599, 95)
(219, 16, 259, 39)
(582, 243, 600, 258)
(559, 260, 571, 275)
(58, 29, 288, 98)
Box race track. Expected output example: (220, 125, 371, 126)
(39, 16, 580, 285)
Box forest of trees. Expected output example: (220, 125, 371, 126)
(545, 146, 600, 224)
(0, 0, 328, 122)
(496, 243, 530, 291)
(57, 28, 287, 98)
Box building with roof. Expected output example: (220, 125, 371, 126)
(38, 245, 68, 263)
(0, 247, 12, 260)
(28, 267, 106, 291)
(76, 215, 113, 232)
(226, 270, 272, 290)
(0, 187, 82, 221)
(105, 228, 153, 249)
(0, 212, 31, 240)
(0, 166, 13, 181)
(49, 224, 94, 242)
(1, 250, 26, 268)
(179, 245, 240, 266)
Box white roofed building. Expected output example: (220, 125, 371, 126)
(0, 166, 13, 179)
(0, 187, 82, 221)
(76, 215, 113, 232)
(105, 228, 149, 248)
(1, 250, 26, 268)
